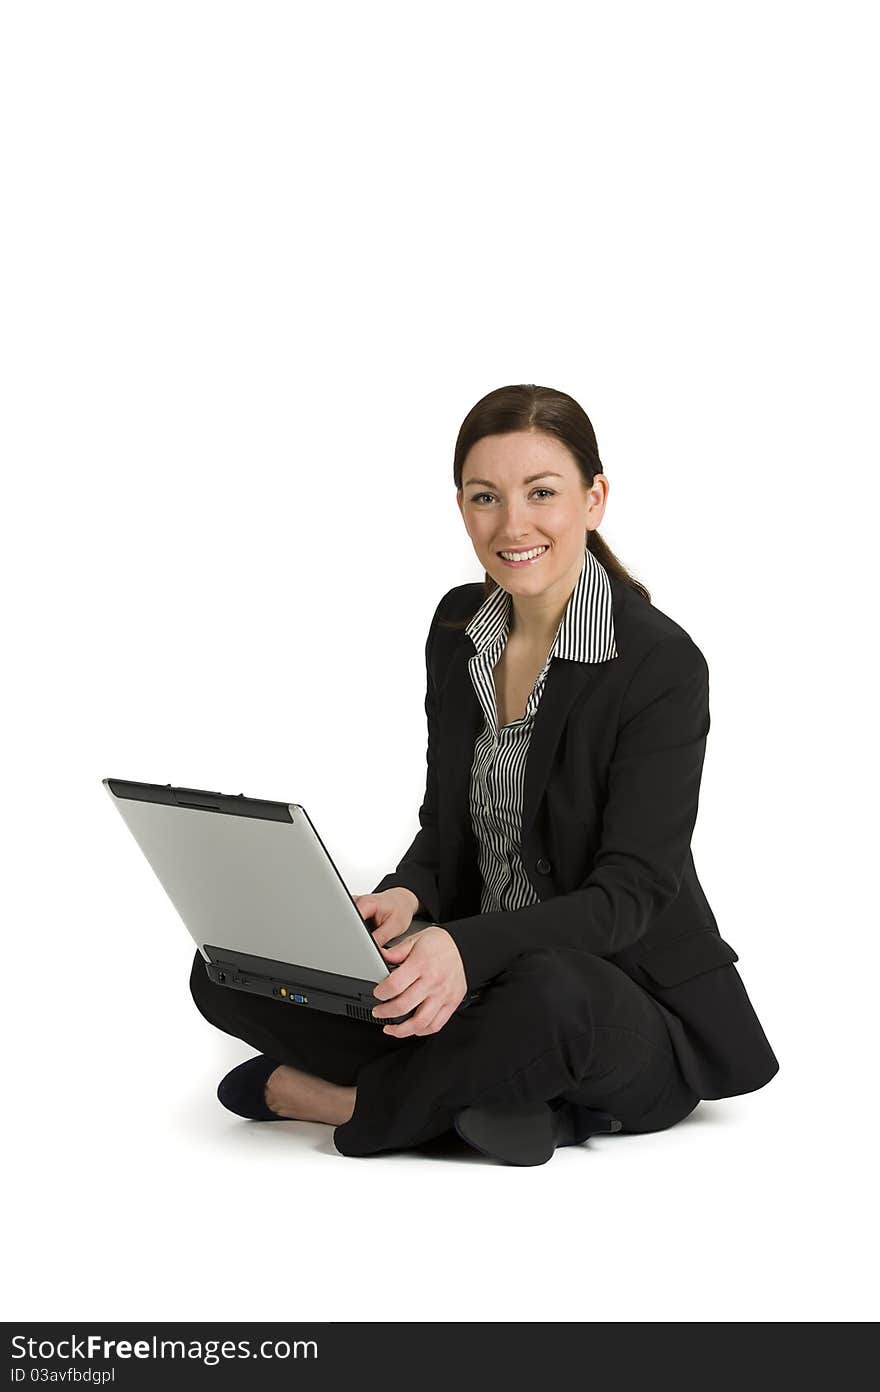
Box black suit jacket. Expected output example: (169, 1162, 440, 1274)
(373, 575, 780, 1101)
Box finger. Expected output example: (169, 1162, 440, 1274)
(372, 923, 408, 949)
(378, 937, 417, 963)
(372, 962, 419, 1003)
(417, 1002, 455, 1036)
(372, 976, 428, 1021)
(381, 997, 441, 1039)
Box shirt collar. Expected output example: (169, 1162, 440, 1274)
(464, 541, 618, 663)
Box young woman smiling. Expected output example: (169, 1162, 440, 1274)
(190, 383, 779, 1166)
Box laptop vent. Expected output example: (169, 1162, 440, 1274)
(346, 1003, 378, 1024)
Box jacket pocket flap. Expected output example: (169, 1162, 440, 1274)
(637, 929, 739, 987)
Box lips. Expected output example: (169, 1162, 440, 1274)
(497, 545, 550, 567)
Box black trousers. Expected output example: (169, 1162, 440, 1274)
(189, 945, 701, 1157)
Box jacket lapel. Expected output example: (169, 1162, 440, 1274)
(438, 635, 611, 847)
(520, 658, 609, 840)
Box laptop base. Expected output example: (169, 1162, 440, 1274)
(200, 943, 410, 1024)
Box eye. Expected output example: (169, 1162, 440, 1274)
(470, 488, 556, 504)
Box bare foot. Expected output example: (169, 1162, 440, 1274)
(264, 1064, 356, 1126)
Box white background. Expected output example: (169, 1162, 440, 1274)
(3, 0, 877, 1323)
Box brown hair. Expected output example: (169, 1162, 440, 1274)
(437, 383, 650, 630)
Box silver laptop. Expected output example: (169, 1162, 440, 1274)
(104, 778, 480, 1026)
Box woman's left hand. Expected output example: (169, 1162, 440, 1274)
(371, 926, 468, 1037)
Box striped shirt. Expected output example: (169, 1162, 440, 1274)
(464, 541, 618, 914)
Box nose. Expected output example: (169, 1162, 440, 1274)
(497, 498, 530, 540)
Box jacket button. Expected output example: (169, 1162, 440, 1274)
(535, 857, 552, 874)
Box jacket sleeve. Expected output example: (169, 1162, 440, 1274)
(370, 596, 446, 923)
(441, 635, 711, 990)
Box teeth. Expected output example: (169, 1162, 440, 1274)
(499, 546, 548, 561)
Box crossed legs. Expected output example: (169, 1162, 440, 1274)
(189, 945, 700, 1156)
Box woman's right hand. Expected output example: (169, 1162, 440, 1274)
(352, 887, 420, 949)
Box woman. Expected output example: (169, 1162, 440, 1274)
(190, 383, 780, 1166)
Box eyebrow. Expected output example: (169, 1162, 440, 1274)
(462, 471, 564, 489)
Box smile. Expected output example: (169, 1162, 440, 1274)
(497, 545, 549, 567)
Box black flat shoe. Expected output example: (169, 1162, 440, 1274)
(454, 1102, 556, 1165)
(216, 1054, 287, 1121)
(453, 1099, 622, 1166)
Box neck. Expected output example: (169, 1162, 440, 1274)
(507, 552, 585, 648)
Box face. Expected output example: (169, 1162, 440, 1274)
(457, 430, 609, 606)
